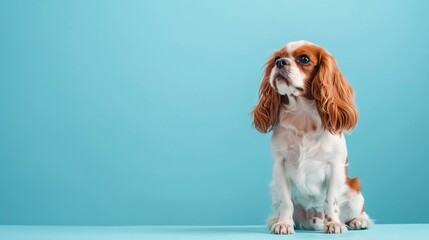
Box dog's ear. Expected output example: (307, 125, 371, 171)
(253, 57, 281, 133)
(311, 49, 358, 134)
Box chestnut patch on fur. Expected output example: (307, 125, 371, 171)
(346, 177, 362, 193)
(345, 156, 363, 193)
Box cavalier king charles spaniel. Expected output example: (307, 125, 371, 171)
(253, 40, 372, 234)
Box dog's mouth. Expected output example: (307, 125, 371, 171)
(295, 86, 304, 92)
(274, 73, 304, 92)
(274, 72, 289, 82)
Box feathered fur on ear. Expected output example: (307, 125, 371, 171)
(312, 50, 358, 134)
(253, 59, 281, 133)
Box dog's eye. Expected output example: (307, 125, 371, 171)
(298, 55, 311, 65)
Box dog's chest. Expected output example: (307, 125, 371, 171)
(271, 99, 347, 202)
(276, 130, 330, 197)
(272, 127, 339, 199)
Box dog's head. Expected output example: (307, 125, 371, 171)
(253, 40, 358, 134)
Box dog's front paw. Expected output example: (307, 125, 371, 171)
(348, 217, 370, 230)
(271, 222, 295, 235)
(324, 221, 347, 234)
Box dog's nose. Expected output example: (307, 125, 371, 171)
(275, 58, 290, 68)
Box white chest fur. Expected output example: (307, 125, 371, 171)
(271, 97, 348, 208)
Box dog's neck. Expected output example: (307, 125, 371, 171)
(278, 95, 322, 134)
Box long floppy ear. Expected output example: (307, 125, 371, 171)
(252, 59, 281, 133)
(312, 50, 358, 134)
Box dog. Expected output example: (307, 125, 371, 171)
(253, 40, 372, 234)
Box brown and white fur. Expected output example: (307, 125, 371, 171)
(253, 41, 372, 234)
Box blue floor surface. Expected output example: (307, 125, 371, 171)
(1, 224, 428, 240)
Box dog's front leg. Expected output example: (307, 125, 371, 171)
(324, 162, 347, 234)
(270, 157, 295, 234)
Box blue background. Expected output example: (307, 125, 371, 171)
(1, 0, 428, 225)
